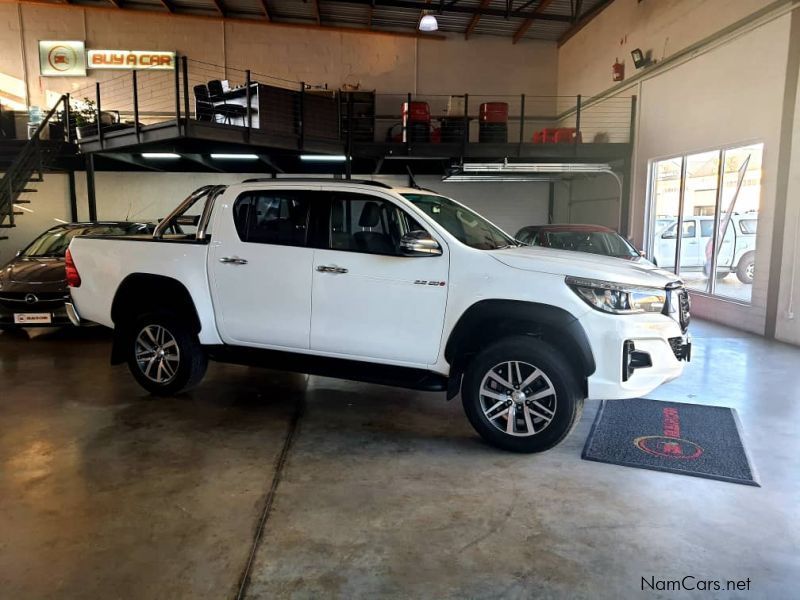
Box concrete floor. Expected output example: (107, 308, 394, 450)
(0, 320, 798, 599)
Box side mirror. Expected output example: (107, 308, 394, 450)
(400, 230, 442, 256)
(15, 250, 22, 258)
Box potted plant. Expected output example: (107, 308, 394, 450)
(73, 98, 98, 139)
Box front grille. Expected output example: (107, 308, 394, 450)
(678, 290, 691, 332)
(668, 337, 687, 360)
(0, 292, 69, 312)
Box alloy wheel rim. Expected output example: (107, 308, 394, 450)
(479, 360, 557, 437)
(746, 263, 754, 280)
(135, 324, 180, 384)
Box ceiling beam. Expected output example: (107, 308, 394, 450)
(259, 0, 271, 20)
(512, 0, 554, 44)
(312, 0, 321, 25)
(573, 0, 583, 22)
(19, 0, 447, 40)
(464, 0, 491, 40)
(345, 0, 571, 22)
(558, 0, 614, 46)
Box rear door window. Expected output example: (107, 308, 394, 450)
(233, 191, 312, 246)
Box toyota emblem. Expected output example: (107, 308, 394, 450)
(25, 293, 38, 305)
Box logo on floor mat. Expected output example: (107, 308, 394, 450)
(633, 407, 703, 460)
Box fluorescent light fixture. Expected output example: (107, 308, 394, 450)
(419, 14, 438, 32)
(210, 153, 259, 160)
(300, 154, 348, 162)
(462, 162, 612, 173)
(443, 175, 555, 182)
(141, 153, 180, 159)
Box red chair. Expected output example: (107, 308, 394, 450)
(554, 128, 582, 143)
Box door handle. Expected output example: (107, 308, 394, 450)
(219, 257, 248, 265)
(316, 265, 348, 274)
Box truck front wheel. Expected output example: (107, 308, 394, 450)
(461, 336, 584, 453)
(127, 313, 208, 396)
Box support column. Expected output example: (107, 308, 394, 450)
(86, 154, 97, 222)
(67, 170, 78, 222)
(766, 9, 800, 339)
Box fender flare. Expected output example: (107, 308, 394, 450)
(444, 300, 596, 398)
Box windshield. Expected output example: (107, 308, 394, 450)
(22, 223, 153, 257)
(401, 193, 516, 250)
(543, 230, 639, 258)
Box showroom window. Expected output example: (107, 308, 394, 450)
(233, 191, 311, 247)
(648, 143, 763, 303)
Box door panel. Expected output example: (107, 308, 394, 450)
(208, 188, 316, 349)
(680, 219, 700, 267)
(310, 193, 449, 365)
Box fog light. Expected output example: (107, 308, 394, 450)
(623, 340, 652, 382)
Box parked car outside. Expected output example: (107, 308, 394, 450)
(515, 224, 651, 264)
(652, 213, 757, 284)
(67, 181, 691, 454)
(0, 222, 156, 329)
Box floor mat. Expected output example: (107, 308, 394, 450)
(582, 398, 759, 486)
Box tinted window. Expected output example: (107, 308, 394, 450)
(401, 193, 515, 250)
(700, 220, 714, 237)
(739, 218, 758, 234)
(515, 229, 537, 245)
(544, 231, 638, 258)
(330, 194, 422, 255)
(233, 191, 311, 246)
(661, 222, 695, 239)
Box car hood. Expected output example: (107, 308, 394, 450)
(489, 246, 680, 288)
(1, 257, 66, 285)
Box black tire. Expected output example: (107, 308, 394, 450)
(127, 312, 208, 396)
(461, 336, 584, 453)
(736, 251, 755, 284)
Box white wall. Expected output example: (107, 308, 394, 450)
(0, 173, 71, 265)
(557, 0, 774, 98)
(556, 174, 624, 230)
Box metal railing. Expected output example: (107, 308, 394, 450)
(0, 94, 71, 231)
(70, 56, 636, 153)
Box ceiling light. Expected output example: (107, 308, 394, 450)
(210, 153, 260, 160)
(419, 14, 438, 32)
(141, 153, 180, 159)
(300, 154, 348, 162)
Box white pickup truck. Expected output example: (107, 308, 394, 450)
(66, 180, 691, 453)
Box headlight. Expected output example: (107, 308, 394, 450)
(566, 276, 666, 315)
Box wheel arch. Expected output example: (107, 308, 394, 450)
(110, 273, 201, 364)
(444, 300, 595, 398)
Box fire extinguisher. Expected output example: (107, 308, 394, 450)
(612, 59, 625, 82)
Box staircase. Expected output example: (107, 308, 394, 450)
(0, 95, 71, 240)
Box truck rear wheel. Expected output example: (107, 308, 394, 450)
(127, 313, 208, 396)
(736, 251, 755, 284)
(461, 336, 584, 453)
